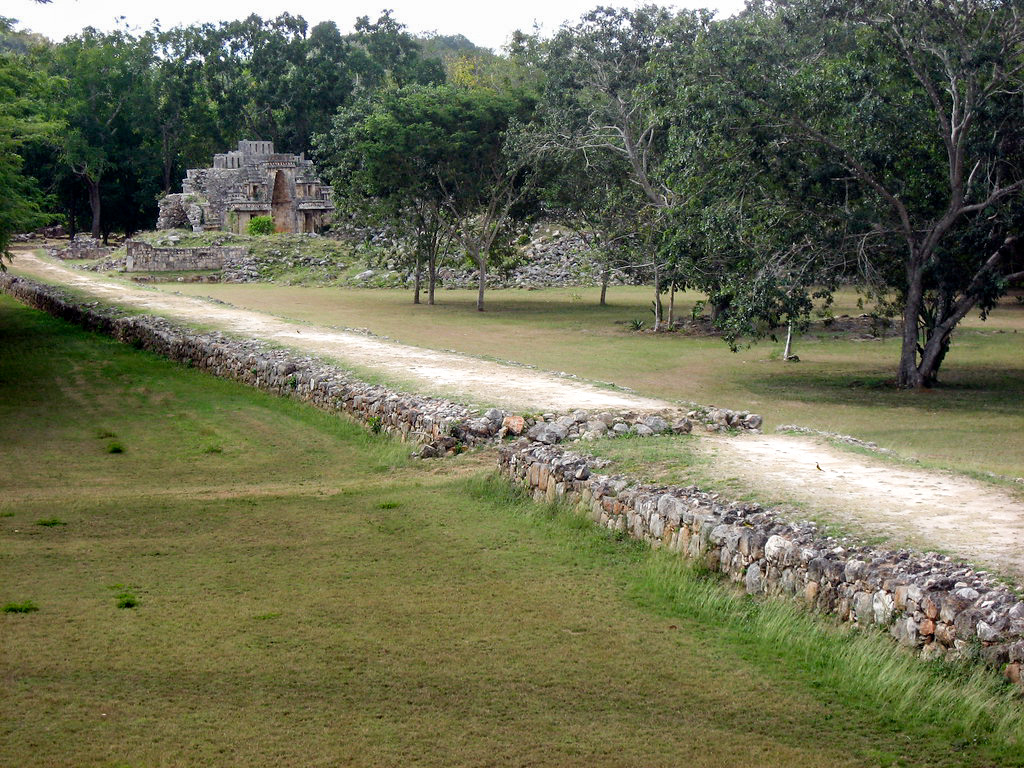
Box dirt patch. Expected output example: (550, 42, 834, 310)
(699, 434, 1024, 579)
(9, 249, 1024, 581)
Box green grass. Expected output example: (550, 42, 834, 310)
(166, 282, 1024, 479)
(3, 600, 39, 614)
(2, 294, 1024, 766)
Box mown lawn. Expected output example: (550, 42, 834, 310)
(166, 282, 1024, 479)
(2, 294, 1022, 767)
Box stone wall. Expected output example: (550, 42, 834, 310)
(497, 441, 1024, 685)
(4, 272, 1020, 687)
(124, 241, 247, 272)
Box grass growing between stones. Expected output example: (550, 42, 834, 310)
(3, 294, 1024, 767)
(166, 282, 1024, 478)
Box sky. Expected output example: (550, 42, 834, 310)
(9, 0, 747, 51)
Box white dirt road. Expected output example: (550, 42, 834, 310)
(10, 250, 1024, 580)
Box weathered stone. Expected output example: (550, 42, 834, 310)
(527, 422, 568, 445)
(502, 415, 526, 435)
(671, 418, 693, 434)
(158, 140, 334, 234)
(852, 591, 874, 624)
(639, 415, 669, 433)
(745, 563, 763, 594)
(743, 413, 763, 430)
(633, 424, 655, 437)
(873, 591, 895, 625)
(890, 617, 919, 647)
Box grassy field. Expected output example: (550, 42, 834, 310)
(165, 282, 1024, 478)
(3, 294, 1024, 766)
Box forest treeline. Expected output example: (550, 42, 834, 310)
(2, 1, 1023, 387)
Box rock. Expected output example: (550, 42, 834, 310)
(852, 591, 874, 623)
(671, 418, 693, 434)
(743, 414, 763, 430)
(873, 591, 895, 625)
(745, 563, 763, 594)
(891, 617, 919, 647)
(527, 422, 568, 445)
(502, 415, 526, 435)
(611, 423, 630, 435)
(633, 424, 655, 437)
(483, 407, 504, 425)
(977, 620, 1004, 643)
(585, 420, 608, 435)
(640, 415, 669, 433)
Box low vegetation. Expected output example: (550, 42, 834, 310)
(3, 295, 1023, 766)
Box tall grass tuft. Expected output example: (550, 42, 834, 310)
(638, 553, 1024, 749)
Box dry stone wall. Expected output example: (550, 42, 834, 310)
(498, 441, 1024, 686)
(125, 241, 247, 272)
(5, 272, 1021, 687)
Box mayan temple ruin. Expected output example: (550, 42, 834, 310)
(156, 140, 335, 234)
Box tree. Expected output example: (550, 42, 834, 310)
(0, 22, 57, 258)
(531, 6, 709, 326)
(711, 0, 1024, 387)
(315, 88, 455, 305)
(317, 84, 535, 309)
(50, 29, 157, 239)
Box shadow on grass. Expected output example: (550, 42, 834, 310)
(742, 363, 1024, 417)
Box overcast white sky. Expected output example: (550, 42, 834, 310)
(9, 0, 746, 51)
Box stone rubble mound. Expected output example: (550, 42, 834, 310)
(49, 233, 114, 261)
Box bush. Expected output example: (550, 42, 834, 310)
(3, 600, 38, 613)
(247, 216, 275, 236)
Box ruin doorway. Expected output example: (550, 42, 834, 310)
(271, 171, 293, 233)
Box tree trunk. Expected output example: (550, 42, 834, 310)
(85, 175, 102, 240)
(413, 255, 422, 305)
(783, 322, 794, 360)
(916, 330, 952, 387)
(599, 266, 610, 306)
(652, 263, 662, 331)
(472, 244, 486, 312)
(710, 295, 731, 322)
(667, 282, 676, 329)
(897, 261, 926, 388)
(428, 253, 436, 306)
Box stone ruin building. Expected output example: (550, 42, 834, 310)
(157, 140, 334, 234)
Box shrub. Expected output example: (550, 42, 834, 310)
(106, 442, 124, 454)
(35, 518, 66, 527)
(3, 600, 38, 613)
(247, 216, 275, 236)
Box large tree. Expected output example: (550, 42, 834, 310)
(0, 20, 58, 258)
(50, 28, 157, 239)
(711, 0, 1024, 387)
(315, 87, 455, 305)
(320, 84, 536, 311)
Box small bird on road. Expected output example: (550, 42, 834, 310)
(816, 463, 823, 471)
